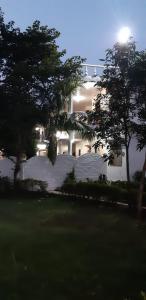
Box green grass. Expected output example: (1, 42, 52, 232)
(0, 197, 146, 300)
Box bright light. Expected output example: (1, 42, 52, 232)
(56, 131, 69, 139)
(37, 143, 47, 150)
(35, 127, 40, 131)
(117, 27, 131, 44)
(56, 131, 61, 139)
(83, 82, 95, 90)
(72, 90, 85, 102)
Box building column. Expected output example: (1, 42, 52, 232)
(68, 95, 73, 114)
(68, 139, 72, 155)
(68, 131, 74, 155)
(58, 141, 62, 154)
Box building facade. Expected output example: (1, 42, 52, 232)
(56, 64, 103, 157)
(36, 63, 145, 181)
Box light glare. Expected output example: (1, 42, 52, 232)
(118, 27, 131, 44)
(37, 143, 47, 150)
(83, 82, 95, 90)
(73, 90, 85, 102)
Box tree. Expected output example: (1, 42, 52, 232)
(129, 50, 146, 219)
(0, 10, 86, 180)
(46, 111, 96, 164)
(91, 39, 137, 182)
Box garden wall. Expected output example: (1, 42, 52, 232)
(22, 154, 106, 190)
(0, 154, 106, 190)
(107, 149, 127, 181)
(75, 153, 106, 182)
(0, 157, 15, 179)
(129, 138, 146, 180)
(22, 155, 76, 190)
(0, 148, 145, 190)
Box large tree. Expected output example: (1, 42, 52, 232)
(90, 39, 137, 182)
(0, 10, 86, 180)
(129, 50, 146, 218)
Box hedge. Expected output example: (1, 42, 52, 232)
(61, 181, 145, 208)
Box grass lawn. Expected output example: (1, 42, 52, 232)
(0, 197, 146, 300)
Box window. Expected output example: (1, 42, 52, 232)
(109, 147, 122, 166)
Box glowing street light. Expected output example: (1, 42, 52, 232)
(117, 27, 131, 44)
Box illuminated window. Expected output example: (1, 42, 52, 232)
(109, 147, 122, 167)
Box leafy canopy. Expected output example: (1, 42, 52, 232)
(0, 9, 84, 162)
(89, 39, 137, 181)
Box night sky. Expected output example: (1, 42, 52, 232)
(0, 0, 146, 65)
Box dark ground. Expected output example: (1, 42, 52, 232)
(0, 196, 145, 300)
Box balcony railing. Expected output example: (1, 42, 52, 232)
(81, 63, 104, 82)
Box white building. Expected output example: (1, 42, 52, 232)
(0, 64, 144, 186)
(56, 64, 102, 157)
(35, 64, 145, 182)
(55, 64, 145, 181)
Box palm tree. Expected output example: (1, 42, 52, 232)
(45, 74, 96, 164)
(46, 110, 96, 165)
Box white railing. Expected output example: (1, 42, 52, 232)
(81, 63, 104, 78)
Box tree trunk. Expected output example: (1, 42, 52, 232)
(137, 153, 146, 221)
(47, 134, 57, 165)
(125, 145, 130, 182)
(14, 153, 21, 184)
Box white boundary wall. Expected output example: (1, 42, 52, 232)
(23, 154, 106, 190)
(129, 138, 145, 180)
(22, 155, 76, 191)
(107, 149, 127, 181)
(75, 153, 106, 182)
(0, 158, 15, 179)
(0, 146, 145, 190)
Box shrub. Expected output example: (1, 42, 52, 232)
(133, 171, 143, 182)
(111, 180, 139, 190)
(62, 181, 129, 204)
(15, 179, 48, 192)
(123, 291, 146, 300)
(0, 176, 12, 193)
(63, 169, 76, 184)
(61, 180, 146, 209)
(98, 174, 107, 183)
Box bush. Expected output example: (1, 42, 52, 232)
(98, 174, 107, 183)
(0, 176, 12, 193)
(111, 180, 139, 190)
(0, 176, 48, 197)
(61, 180, 146, 209)
(62, 181, 129, 204)
(133, 171, 143, 182)
(133, 171, 146, 189)
(63, 169, 76, 184)
(15, 179, 48, 192)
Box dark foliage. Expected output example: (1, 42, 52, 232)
(89, 39, 137, 182)
(0, 9, 84, 173)
(61, 181, 146, 208)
